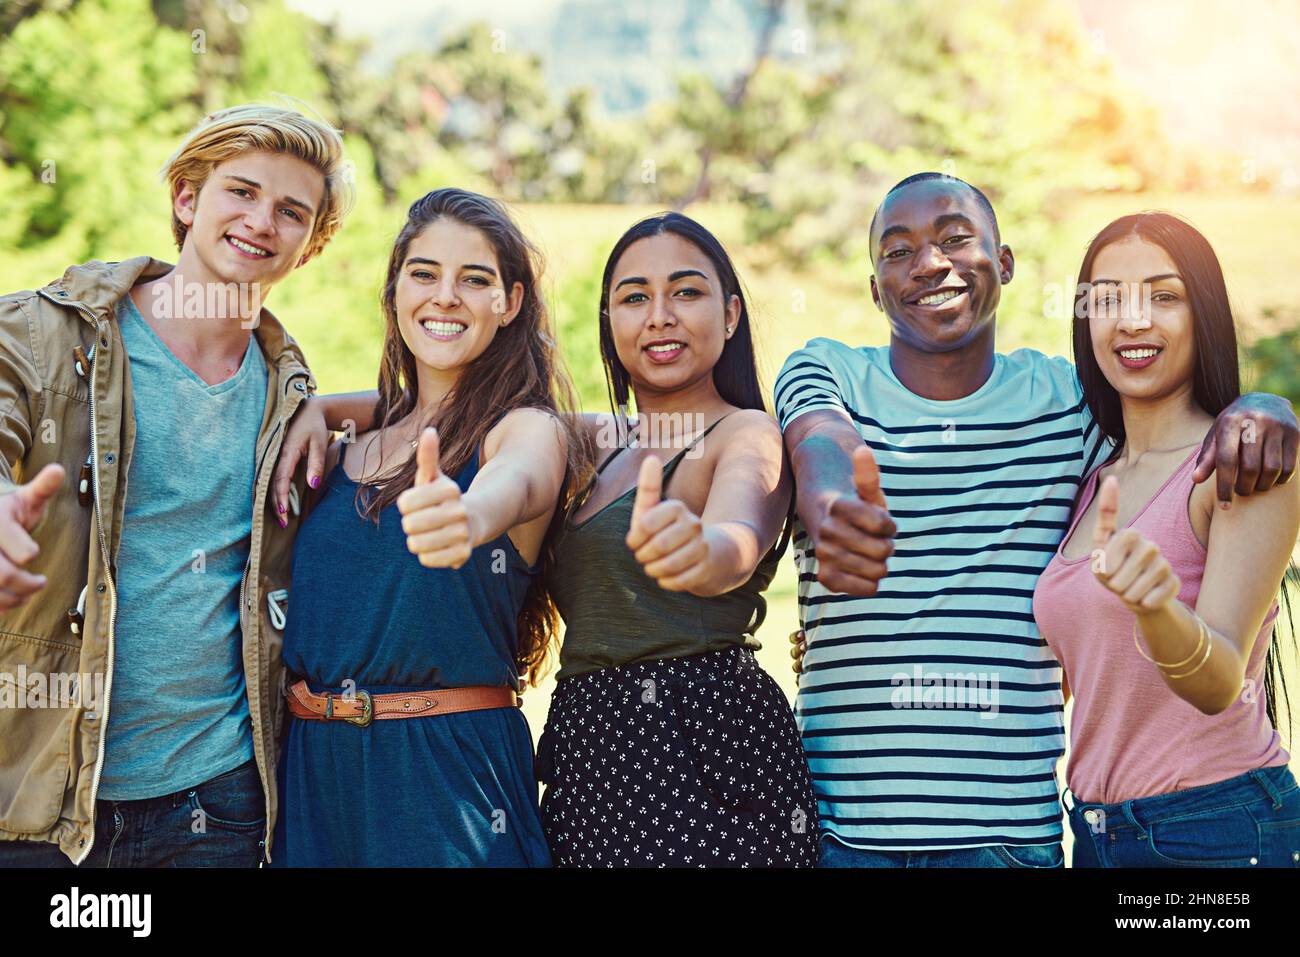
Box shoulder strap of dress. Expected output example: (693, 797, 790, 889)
(662, 411, 738, 477)
(564, 421, 632, 520)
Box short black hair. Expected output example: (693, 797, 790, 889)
(869, 171, 1000, 244)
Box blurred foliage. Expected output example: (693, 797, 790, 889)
(0, 0, 1293, 393)
(1246, 319, 1300, 408)
(1, 0, 1295, 714)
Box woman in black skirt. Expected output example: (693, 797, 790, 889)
(537, 212, 818, 867)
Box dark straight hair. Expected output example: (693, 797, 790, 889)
(596, 211, 795, 563)
(1071, 211, 1240, 447)
(597, 211, 767, 416)
(1072, 210, 1293, 737)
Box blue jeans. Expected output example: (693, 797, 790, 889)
(819, 833, 1064, 868)
(1066, 764, 1300, 868)
(0, 758, 266, 868)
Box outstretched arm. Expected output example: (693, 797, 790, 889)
(397, 408, 567, 569)
(0, 296, 64, 609)
(785, 408, 896, 595)
(1091, 473, 1300, 714)
(627, 410, 790, 597)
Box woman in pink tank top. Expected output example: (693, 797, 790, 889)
(1034, 212, 1300, 868)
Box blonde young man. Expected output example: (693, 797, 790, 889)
(0, 105, 352, 866)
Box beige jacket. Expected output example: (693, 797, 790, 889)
(0, 257, 312, 863)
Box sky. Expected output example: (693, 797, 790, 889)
(286, 0, 1300, 179)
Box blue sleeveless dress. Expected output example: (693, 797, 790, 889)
(272, 450, 551, 867)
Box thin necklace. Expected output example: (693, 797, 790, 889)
(1120, 438, 1203, 467)
(356, 428, 420, 484)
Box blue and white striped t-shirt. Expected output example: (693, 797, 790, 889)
(775, 338, 1110, 850)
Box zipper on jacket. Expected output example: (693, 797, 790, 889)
(39, 285, 308, 864)
(239, 371, 307, 864)
(75, 309, 117, 866)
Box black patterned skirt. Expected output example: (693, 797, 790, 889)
(536, 645, 819, 867)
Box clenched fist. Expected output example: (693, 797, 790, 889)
(790, 628, 807, 676)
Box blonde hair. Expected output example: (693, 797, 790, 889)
(162, 104, 354, 263)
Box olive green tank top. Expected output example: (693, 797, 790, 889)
(548, 414, 788, 681)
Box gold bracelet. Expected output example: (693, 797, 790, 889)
(1132, 615, 1205, 669)
(1162, 622, 1214, 679)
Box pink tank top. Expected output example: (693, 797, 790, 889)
(1033, 448, 1288, 804)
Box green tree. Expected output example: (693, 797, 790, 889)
(733, 0, 1175, 347)
(1245, 319, 1300, 407)
(0, 0, 197, 263)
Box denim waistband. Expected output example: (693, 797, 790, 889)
(1064, 764, 1296, 830)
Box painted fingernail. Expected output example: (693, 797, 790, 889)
(278, 516, 287, 528)
(309, 475, 320, 489)
(278, 502, 286, 514)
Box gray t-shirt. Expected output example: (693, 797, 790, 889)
(98, 293, 268, 799)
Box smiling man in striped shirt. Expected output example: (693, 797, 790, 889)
(776, 172, 1298, 866)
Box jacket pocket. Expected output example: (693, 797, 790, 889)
(0, 632, 80, 834)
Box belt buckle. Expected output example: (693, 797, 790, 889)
(343, 690, 373, 727)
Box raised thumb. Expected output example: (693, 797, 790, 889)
(1092, 475, 1119, 551)
(631, 454, 662, 528)
(852, 445, 886, 509)
(414, 427, 441, 486)
(17, 463, 65, 529)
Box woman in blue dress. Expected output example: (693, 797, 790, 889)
(272, 188, 583, 866)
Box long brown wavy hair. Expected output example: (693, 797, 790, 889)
(355, 187, 588, 686)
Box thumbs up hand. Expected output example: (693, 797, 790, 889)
(853, 443, 888, 509)
(1089, 474, 1180, 612)
(810, 445, 896, 596)
(0, 463, 65, 610)
(398, 428, 475, 569)
(626, 454, 710, 593)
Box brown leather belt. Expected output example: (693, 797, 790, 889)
(286, 679, 520, 728)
